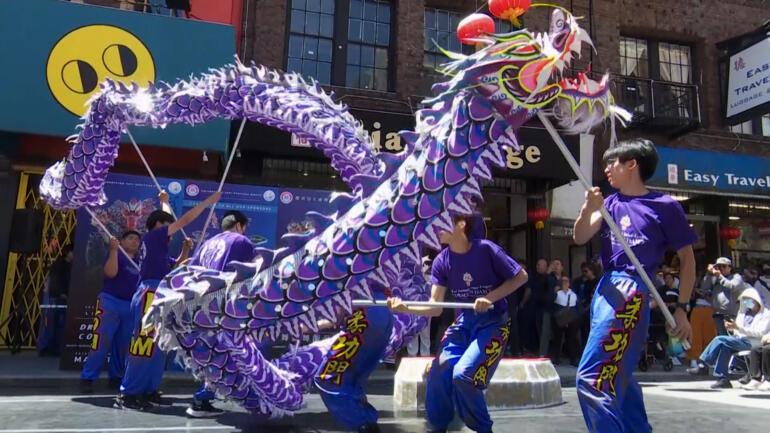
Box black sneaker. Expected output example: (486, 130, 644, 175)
(108, 377, 122, 390)
(738, 374, 752, 385)
(710, 378, 733, 389)
(145, 390, 173, 407)
(357, 423, 381, 433)
(186, 400, 224, 418)
(79, 379, 94, 394)
(114, 393, 152, 411)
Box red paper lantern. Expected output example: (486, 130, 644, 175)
(457, 13, 496, 45)
(488, 0, 531, 25)
(528, 207, 549, 230)
(719, 226, 741, 242)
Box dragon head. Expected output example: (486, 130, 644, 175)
(430, 7, 623, 136)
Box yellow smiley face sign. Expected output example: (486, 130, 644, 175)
(46, 25, 155, 116)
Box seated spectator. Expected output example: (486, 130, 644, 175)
(752, 265, 770, 307)
(742, 331, 770, 391)
(551, 276, 579, 366)
(687, 287, 770, 388)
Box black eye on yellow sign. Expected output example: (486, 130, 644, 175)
(46, 25, 155, 116)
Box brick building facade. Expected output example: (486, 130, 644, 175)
(240, 0, 770, 269)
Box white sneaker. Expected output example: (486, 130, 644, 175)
(690, 359, 699, 368)
(758, 381, 770, 391)
(671, 357, 682, 366)
(741, 379, 763, 390)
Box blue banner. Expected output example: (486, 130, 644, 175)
(61, 173, 342, 369)
(648, 146, 770, 196)
(0, 0, 233, 151)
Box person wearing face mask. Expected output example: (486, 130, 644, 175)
(80, 231, 142, 393)
(688, 287, 770, 388)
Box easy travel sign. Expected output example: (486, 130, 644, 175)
(648, 146, 770, 196)
(726, 36, 770, 120)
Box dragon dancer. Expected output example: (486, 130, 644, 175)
(80, 230, 141, 392)
(115, 190, 220, 411)
(185, 210, 258, 418)
(388, 214, 527, 433)
(572, 139, 695, 432)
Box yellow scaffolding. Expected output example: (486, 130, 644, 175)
(0, 171, 77, 350)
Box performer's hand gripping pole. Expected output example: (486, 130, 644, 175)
(125, 128, 188, 239)
(352, 300, 491, 310)
(84, 207, 140, 271)
(196, 118, 248, 247)
(537, 112, 689, 349)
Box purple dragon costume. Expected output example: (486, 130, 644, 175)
(40, 8, 625, 417)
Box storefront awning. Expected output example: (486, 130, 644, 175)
(648, 146, 770, 199)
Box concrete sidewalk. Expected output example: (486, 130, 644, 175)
(0, 351, 711, 392)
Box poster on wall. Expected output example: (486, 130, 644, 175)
(61, 173, 184, 370)
(60, 173, 341, 370)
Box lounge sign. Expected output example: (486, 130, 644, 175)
(649, 146, 770, 196)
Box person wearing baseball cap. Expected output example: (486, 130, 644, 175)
(702, 257, 748, 336)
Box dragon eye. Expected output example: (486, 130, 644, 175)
(556, 19, 565, 29)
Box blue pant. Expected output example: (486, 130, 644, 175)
(314, 304, 393, 431)
(426, 310, 510, 433)
(700, 335, 752, 378)
(120, 280, 166, 396)
(37, 293, 66, 355)
(194, 385, 215, 402)
(576, 271, 651, 433)
(81, 293, 132, 381)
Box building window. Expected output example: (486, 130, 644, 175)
(620, 36, 649, 78)
(346, 0, 391, 91)
(287, 0, 335, 85)
(423, 8, 463, 95)
(763, 114, 770, 137)
(729, 119, 753, 134)
(658, 42, 691, 84)
(620, 37, 692, 84)
(422, 9, 511, 96)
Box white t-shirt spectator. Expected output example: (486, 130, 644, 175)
(555, 289, 577, 307)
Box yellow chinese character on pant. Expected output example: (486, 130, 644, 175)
(473, 364, 489, 387)
(499, 320, 511, 342)
(485, 338, 503, 367)
(345, 310, 369, 334)
(595, 363, 619, 396)
(616, 294, 642, 329)
(332, 334, 362, 360)
(320, 359, 351, 385)
(603, 331, 630, 362)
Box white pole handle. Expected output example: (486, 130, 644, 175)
(196, 118, 248, 247)
(352, 299, 491, 310)
(125, 128, 188, 239)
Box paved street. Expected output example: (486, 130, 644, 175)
(1, 380, 769, 432)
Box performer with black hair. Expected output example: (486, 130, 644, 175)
(115, 190, 220, 411)
(388, 213, 528, 433)
(185, 209, 258, 418)
(80, 230, 141, 393)
(573, 138, 696, 432)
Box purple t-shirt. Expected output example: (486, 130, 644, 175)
(139, 225, 172, 281)
(190, 231, 257, 271)
(101, 252, 140, 301)
(601, 191, 697, 276)
(430, 239, 522, 311)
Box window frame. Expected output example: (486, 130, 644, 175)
(284, 0, 395, 92)
(619, 35, 695, 85)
